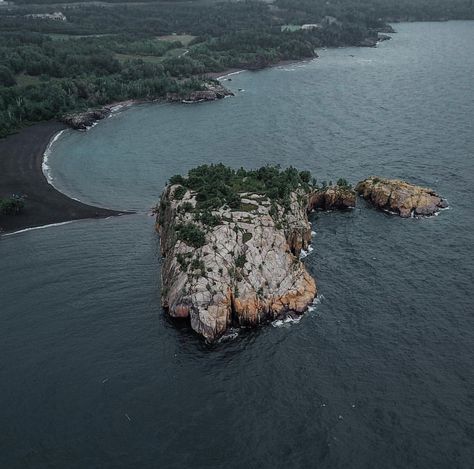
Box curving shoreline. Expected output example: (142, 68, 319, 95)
(0, 121, 130, 235)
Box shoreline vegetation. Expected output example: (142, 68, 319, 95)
(1, 1, 470, 233)
(1, 0, 472, 137)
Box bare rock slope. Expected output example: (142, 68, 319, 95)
(356, 177, 448, 217)
(156, 165, 318, 341)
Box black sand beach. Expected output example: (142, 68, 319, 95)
(0, 121, 128, 234)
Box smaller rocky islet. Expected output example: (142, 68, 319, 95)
(155, 166, 447, 341)
(356, 176, 448, 217)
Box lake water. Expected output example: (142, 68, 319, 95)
(1, 22, 473, 469)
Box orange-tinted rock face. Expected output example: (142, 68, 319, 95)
(355, 177, 448, 217)
(308, 186, 356, 211)
(156, 187, 317, 342)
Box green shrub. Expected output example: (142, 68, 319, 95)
(190, 258, 205, 272)
(235, 253, 246, 268)
(176, 252, 192, 271)
(173, 185, 187, 200)
(0, 196, 25, 215)
(169, 175, 185, 185)
(175, 223, 206, 248)
(336, 178, 352, 189)
(178, 202, 194, 213)
(168, 164, 312, 212)
(196, 210, 221, 227)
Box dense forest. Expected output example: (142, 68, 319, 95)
(0, 0, 472, 136)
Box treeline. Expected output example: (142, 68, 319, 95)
(0, 33, 182, 79)
(1, 0, 471, 137)
(169, 164, 312, 211)
(276, 0, 474, 23)
(0, 64, 204, 137)
(0, 2, 275, 36)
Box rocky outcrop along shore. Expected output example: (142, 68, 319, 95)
(355, 177, 448, 217)
(62, 82, 233, 131)
(308, 182, 356, 211)
(61, 108, 110, 130)
(167, 81, 234, 103)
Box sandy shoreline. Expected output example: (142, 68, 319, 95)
(0, 56, 319, 236)
(0, 121, 130, 235)
(205, 57, 316, 81)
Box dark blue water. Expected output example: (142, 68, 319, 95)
(1, 22, 473, 468)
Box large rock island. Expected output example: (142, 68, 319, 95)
(156, 165, 322, 342)
(356, 177, 448, 217)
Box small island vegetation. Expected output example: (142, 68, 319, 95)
(168, 163, 312, 212)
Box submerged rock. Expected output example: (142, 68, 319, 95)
(355, 177, 448, 217)
(156, 166, 317, 342)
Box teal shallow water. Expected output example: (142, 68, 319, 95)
(1, 22, 474, 468)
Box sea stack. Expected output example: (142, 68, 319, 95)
(355, 177, 448, 217)
(156, 165, 317, 342)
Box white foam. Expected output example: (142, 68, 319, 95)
(311, 231, 316, 236)
(3, 220, 75, 236)
(307, 295, 324, 312)
(271, 315, 302, 328)
(216, 70, 245, 80)
(109, 100, 135, 113)
(41, 131, 87, 203)
(84, 121, 99, 131)
(218, 328, 239, 342)
(42, 129, 67, 184)
(299, 244, 314, 259)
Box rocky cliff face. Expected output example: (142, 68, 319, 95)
(355, 177, 448, 217)
(157, 186, 316, 342)
(308, 185, 356, 211)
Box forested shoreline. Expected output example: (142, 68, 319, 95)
(1, 0, 473, 137)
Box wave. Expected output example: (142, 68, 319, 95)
(218, 328, 240, 342)
(271, 314, 302, 328)
(216, 70, 245, 80)
(299, 244, 314, 259)
(307, 294, 324, 313)
(3, 220, 76, 237)
(42, 129, 67, 184)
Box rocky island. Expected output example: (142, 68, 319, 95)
(156, 170, 449, 341)
(356, 177, 448, 217)
(155, 166, 356, 341)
